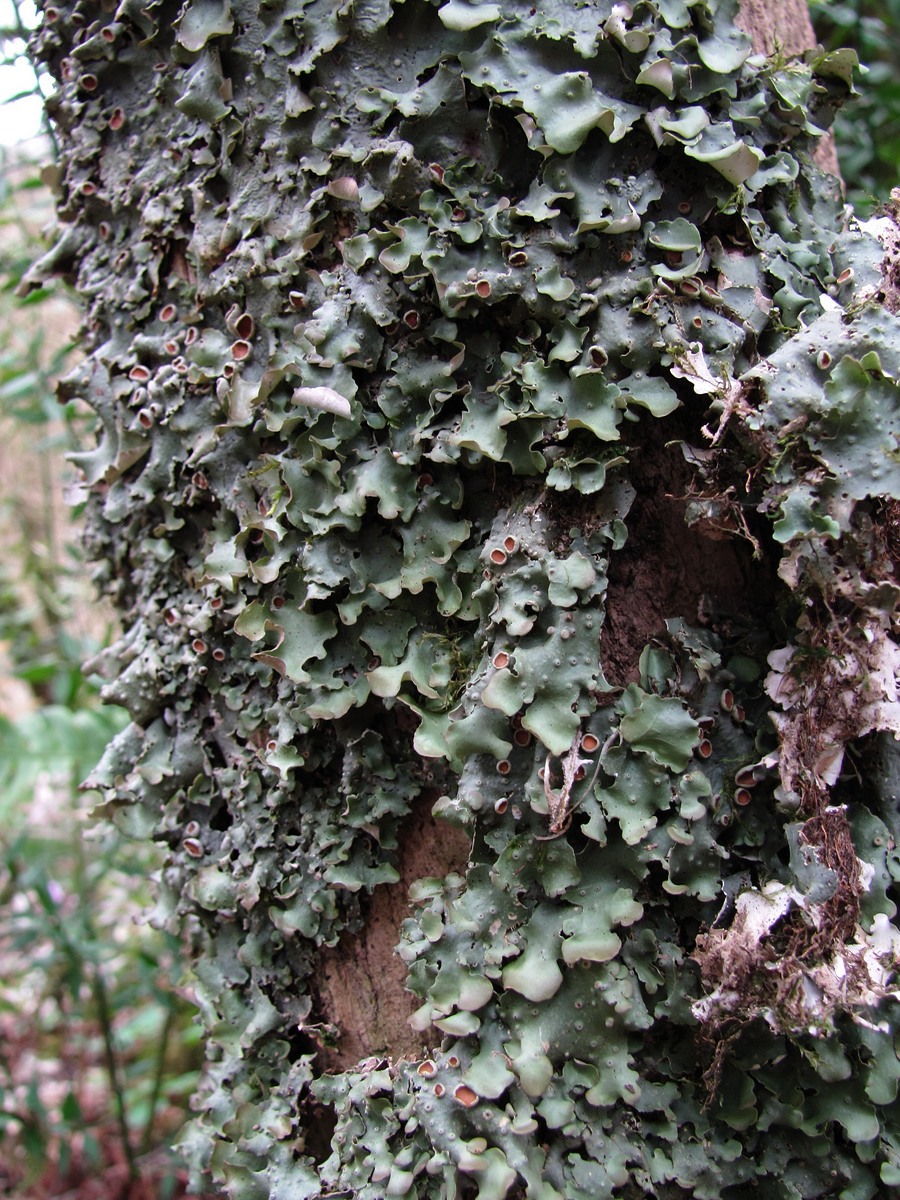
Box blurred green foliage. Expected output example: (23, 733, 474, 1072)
(0, 24, 207, 1191)
(810, 0, 900, 213)
(0, 705, 204, 1194)
(0, 121, 102, 707)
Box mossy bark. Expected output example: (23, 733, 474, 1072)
(28, 0, 900, 1196)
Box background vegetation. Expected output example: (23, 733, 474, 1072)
(0, 0, 895, 1195)
(0, 7, 209, 1194)
(811, 0, 900, 213)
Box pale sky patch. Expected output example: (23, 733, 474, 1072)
(0, 0, 49, 147)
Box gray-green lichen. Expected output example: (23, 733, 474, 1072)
(27, 0, 900, 1195)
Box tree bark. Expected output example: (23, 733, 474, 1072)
(737, 0, 817, 55)
(737, 0, 841, 176)
(28, 0, 900, 1196)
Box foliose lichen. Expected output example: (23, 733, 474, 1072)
(27, 0, 900, 1195)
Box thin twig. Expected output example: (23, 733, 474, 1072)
(140, 1003, 175, 1156)
(91, 962, 140, 1182)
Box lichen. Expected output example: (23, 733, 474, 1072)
(27, 0, 900, 1195)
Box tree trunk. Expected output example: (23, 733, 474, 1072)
(28, 0, 900, 1196)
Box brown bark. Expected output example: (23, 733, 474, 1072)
(600, 419, 777, 687)
(738, 0, 841, 177)
(736, 0, 817, 57)
(314, 798, 470, 1069)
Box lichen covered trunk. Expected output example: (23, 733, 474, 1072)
(29, 0, 900, 1196)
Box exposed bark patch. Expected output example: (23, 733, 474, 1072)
(737, 0, 839, 178)
(736, 0, 815, 58)
(601, 415, 777, 685)
(313, 795, 471, 1071)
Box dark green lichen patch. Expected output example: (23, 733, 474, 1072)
(28, 0, 900, 1194)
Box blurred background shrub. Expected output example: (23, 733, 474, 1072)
(810, 0, 900, 213)
(0, 4, 209, 1195)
